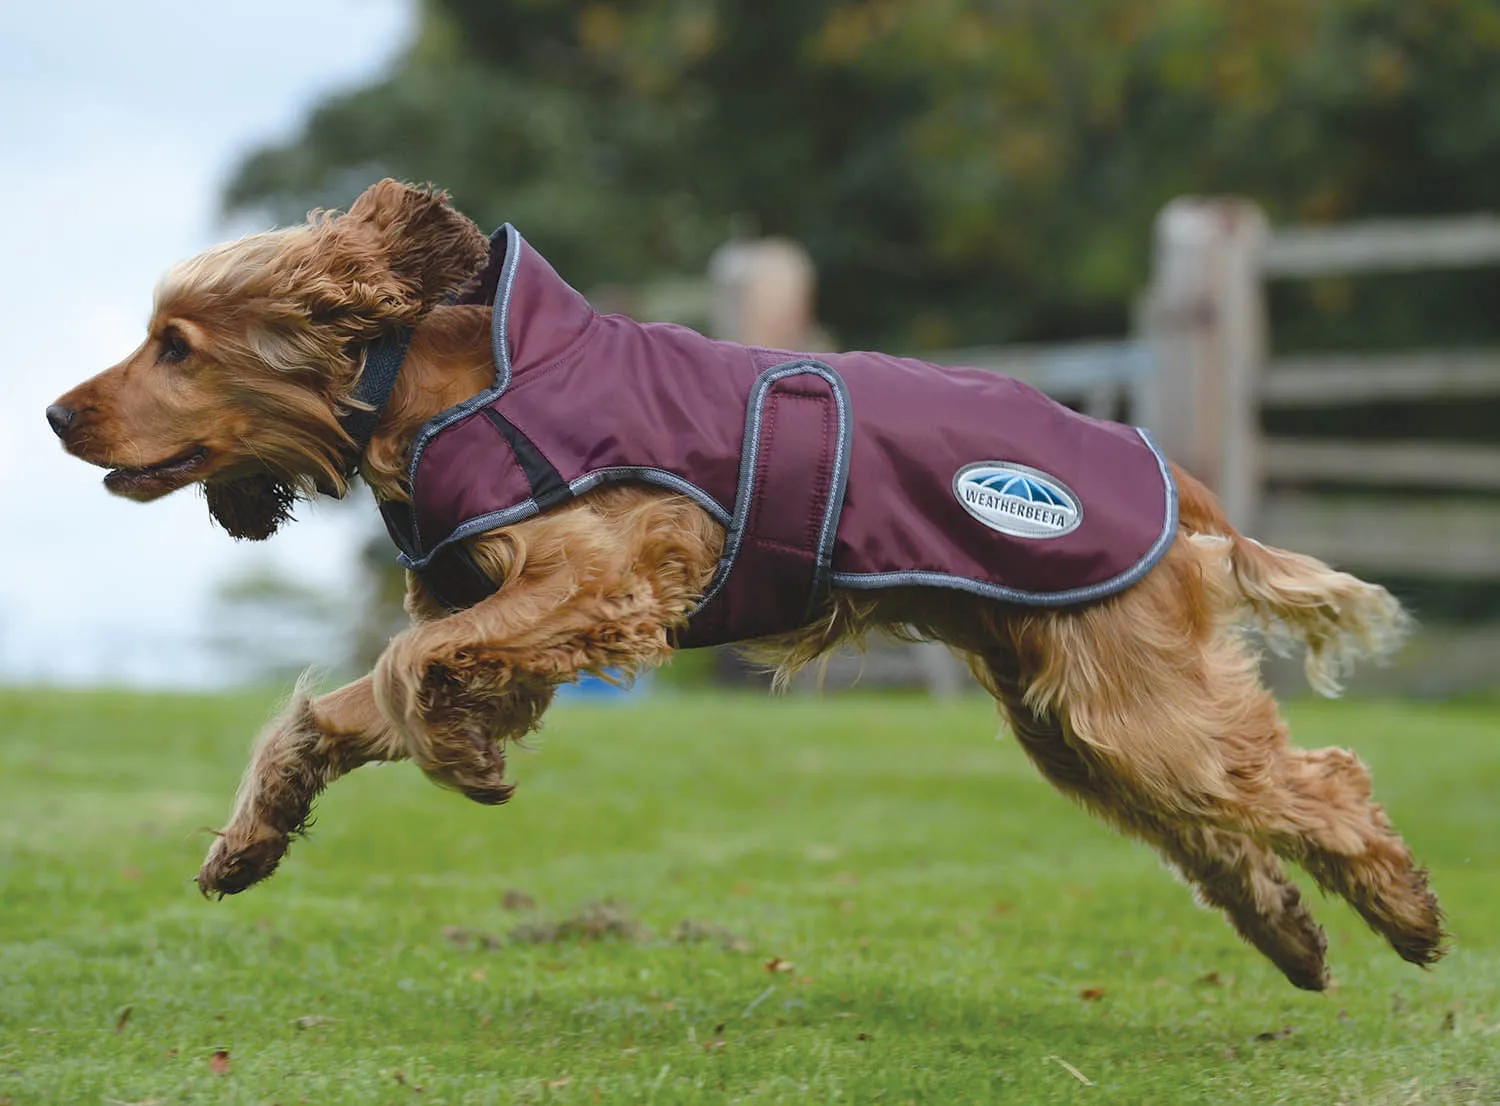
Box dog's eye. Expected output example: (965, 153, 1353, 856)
(159, 329, 191, 365)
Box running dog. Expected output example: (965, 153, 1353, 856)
(47, 180, 1443, 990)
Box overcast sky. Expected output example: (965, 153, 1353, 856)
(0, 0, 412, 687)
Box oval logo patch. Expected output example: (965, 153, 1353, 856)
(953, 462, 1082, 539)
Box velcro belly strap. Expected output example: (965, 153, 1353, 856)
(677, 360, 850, 648)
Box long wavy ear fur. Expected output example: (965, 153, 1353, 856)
(168, 182, 486, 541)
(342, 179, 490, 312)
(204, 475, 298, 541)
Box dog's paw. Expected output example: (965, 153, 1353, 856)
(196, 830, 290, 898)
(1258, 882, 1331, 992)
(458, 776, 517, 806)
(418, 732, 516, 806)
(450, 738, 517, 806)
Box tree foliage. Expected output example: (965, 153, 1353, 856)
(228, 0, 1500, 351)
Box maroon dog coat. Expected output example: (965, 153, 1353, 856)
(374, 226, 1177, 647)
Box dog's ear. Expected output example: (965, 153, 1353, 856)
(344, 180, 489, 311)
(204, 475, 299, 541)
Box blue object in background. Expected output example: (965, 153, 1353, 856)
(554, 670, 652, 703)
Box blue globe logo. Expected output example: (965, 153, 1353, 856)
(974, 472, 1072, 508)
(953, 462, 1082, 539)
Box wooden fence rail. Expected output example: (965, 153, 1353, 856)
(923, 340, 1153, 420)
(1261, 215, 1500, 276)
(1142, 201, 1500, 584)
(1262, 350, 1500, 405)
(1261, 440, 1500, 492)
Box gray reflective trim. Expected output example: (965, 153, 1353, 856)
(807, 367, 851, 612)
(569, 468, 732, 527)
(400, 468, 733, 571)
(400, 224, 524, 556)
(490, 223, 520, 394)
(830, 428, 1178, 607)
(691, 360, 852, 618)
(399, 497, 540, 571)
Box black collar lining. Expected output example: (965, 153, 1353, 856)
(339, 328, 412, 474)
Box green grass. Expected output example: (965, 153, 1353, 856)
(1, 689, 1498, 1104)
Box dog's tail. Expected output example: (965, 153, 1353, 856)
(1175, 465, 1410, 697)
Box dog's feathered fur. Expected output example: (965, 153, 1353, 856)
(51, 180, 1443, 989)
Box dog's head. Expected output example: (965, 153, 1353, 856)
(47, 180, 489, 539)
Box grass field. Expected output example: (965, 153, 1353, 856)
(1, 687, 1498, 1104)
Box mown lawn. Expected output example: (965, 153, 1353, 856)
(0, 687, 1497, 1104)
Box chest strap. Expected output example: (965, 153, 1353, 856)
(378, 501, 496, 610)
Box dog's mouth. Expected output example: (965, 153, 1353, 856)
(103, 446, 211, 500)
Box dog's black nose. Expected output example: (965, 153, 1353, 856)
(46, 404, 76, 438)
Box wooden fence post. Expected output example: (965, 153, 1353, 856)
(1142, 198, 1269, 530)
(708, 238, 817, 348)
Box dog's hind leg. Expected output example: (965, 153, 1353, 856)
(1142, 820, 1330, 990)
(975, 657, 1330, 990)
(1230, 730, 1445, 969)
(1020, 538, 1445, 972)
(197, 674, 406, 896)
(1086, 687, 1443, 972)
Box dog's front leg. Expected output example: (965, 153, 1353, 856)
(196, 674, 405, 897)
(373, 560, 680, 804)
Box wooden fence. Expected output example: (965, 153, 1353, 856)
(1143, 200, 1500, 580)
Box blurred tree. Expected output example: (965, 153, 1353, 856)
(228, 0, 1500, 351)
(205, 567, 358, 685)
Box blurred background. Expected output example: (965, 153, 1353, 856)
(7, 0, 1500, 694)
